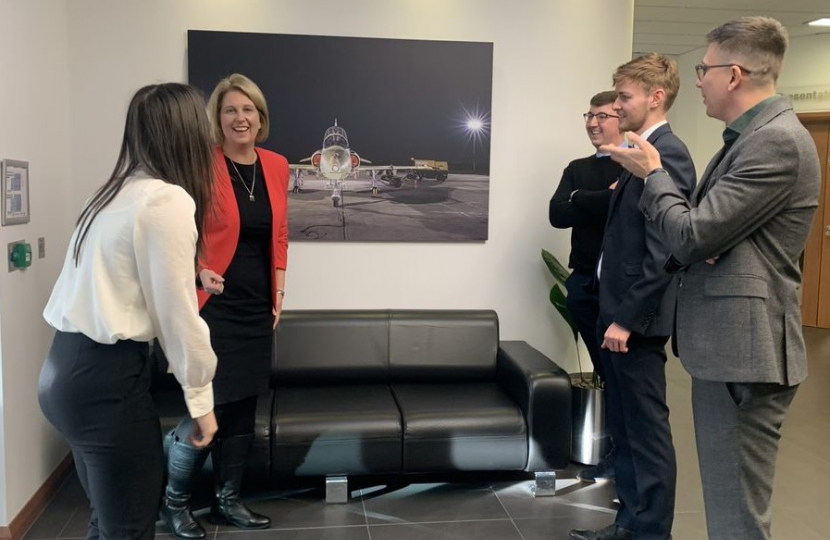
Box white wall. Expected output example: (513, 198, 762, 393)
(0, 0, 75, 526)
(0, 0, 635, 526)
(778, 32, 830, 111)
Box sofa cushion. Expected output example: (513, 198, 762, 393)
(389, 310, 499, 382)
(392, 383, 527, 472)
(274, 311, 390, 385)
(272, 385, 402, 477)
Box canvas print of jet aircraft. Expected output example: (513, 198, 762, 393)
(188, 30, 491, 241)
(289, 120, 444, 207)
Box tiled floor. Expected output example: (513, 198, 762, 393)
(22, 327, 830, 540)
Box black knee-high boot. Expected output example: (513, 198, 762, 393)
(160, 432, 211, 539)
(209, 434, 270, 528)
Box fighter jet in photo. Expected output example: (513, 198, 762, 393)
(289, 120, 444, 207)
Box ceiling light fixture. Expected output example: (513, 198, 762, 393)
(806, 18, 830, 27)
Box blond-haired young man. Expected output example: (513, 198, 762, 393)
(570, 54, 696, 540)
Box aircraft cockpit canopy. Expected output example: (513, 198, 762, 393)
(323, 126, 349, 149)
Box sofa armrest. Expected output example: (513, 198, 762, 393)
(497, 341, 571, 470)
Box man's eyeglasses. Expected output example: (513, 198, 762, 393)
(583, 112, 619, 123)
(694, 63, 753, 81)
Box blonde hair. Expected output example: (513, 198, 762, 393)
(206, 73, 270, 144)
(612, 53, 680, 111)
(706, 16, 788, 85)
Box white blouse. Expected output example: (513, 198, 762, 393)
(44, 174, 216, 418)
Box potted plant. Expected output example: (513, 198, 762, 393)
(542, 248, 609, 465)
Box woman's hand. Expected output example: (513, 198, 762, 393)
(190, 410, 218, 447)
(273, 296, 283, 329)
(199, 268, 225, 295)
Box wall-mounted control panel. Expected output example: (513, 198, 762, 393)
(8, 240, 32, 272)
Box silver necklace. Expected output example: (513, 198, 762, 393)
(229, 158, 257, 202)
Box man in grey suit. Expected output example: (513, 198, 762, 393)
(570, 54, 696, 540)
(602, 17, 821, 540)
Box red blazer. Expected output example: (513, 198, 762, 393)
(198, 146, 289, 309)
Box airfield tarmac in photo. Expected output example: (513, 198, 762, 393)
(287, 173, 489, 241)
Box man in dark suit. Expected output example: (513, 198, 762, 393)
(549, 90, 623, 482)
(603, 17, 820, 540)
(570, 54, 695, 540)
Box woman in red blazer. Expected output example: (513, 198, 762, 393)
(160, 74, 288, 538)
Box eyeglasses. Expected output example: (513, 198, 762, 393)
(694, 63, 753, 81)
(583, 112, 619, 123)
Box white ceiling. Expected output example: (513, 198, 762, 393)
(634, 0, 830, 56)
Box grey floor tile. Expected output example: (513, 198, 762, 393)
(513, 511, 615, 540)
(369, 520, 522, 540)
(56, 508, 93, 538)
(361, 482, 507, 524)
(23, 508, 73, 540)
(215, 525, 370, 540)
(493, 478, 616, 520)
(23, 476, 84, 540)
(771, 507, 830, 540)
(771, 505, 830, 540)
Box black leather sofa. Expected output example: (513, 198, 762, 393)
(152, 309, 572, 501)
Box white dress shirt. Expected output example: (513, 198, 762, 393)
(44, 174, 216, 418)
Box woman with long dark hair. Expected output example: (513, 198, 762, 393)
(39, 83, 219, 540)
(160, 73, 289, 538)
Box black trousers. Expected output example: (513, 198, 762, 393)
(597, 324, 676, 540)
(566, 270, 603, 379)
(38, 331, 162, 540)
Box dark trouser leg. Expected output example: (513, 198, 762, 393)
(599, 329, 675, 540)
(210, 397, 270, 529)
(73, 418, 164, 540)
(566, 271, 603, 379)
(692, 379, 797, 540)
(71, 449, 99, 540)
(38, 331, 162, 540)
(161, 418, 212, 539)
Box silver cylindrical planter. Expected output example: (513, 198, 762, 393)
(570, 373, 609, 465)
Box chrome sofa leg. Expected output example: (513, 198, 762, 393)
(532, 471, 556, 497)
(325, 476, 349, 503)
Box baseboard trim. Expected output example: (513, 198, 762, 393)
(0, 453, 73, 540)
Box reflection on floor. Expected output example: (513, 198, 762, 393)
(22, 327, 830, 540)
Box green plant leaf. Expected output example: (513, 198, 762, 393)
(549, 284, 579, 342)
(542, 249, 570, 286)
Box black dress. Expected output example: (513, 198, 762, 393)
(201, 157, 273, 405)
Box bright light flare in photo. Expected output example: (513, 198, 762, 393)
(467, 118, 484, 131)
(455, 106, 490, 145)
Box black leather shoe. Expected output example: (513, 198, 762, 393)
(576, 448, 615, 482)
(569, 524, 633, 540)
(210, 434, 271, 529)
(160, 499, 206, 539)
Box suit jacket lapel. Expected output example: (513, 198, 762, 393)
(693, 147, 726, 205)
(605, 170, 631, 225)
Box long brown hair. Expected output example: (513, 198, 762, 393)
(73, 83, 214, 264)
